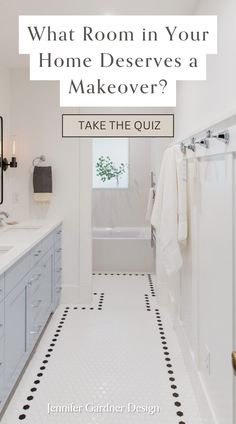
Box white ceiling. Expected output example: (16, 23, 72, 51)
(0, 0, 198, 68)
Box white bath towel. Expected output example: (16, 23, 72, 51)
(151, 146, 183, 275)
(145, 187, 155, 222)
(175, 147, 188, 242)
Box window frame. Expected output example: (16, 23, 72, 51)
(92, 138, 130, 190)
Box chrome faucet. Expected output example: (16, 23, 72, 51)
(0, 211, 9, 226)
(0, 212, 9, 218)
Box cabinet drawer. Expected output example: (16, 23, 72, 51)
(0, 302, 4, 341)
(30, 241, 44, 267)
(5, 279, 27, 385)
(28, 320, 43, 348)
(30, 283, 44, 323)
(55, 265, 62, 284)
(0, 276, 4, 303)
(54, 226, 62, 245)
(28, 266, 42, 297)
(54, 244, 62, 264)
(5, 254, 30, 296)
(54, 277, 62, 310)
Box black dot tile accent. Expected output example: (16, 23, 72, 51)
(18, 307, 70, 421)
(150, 271, 185, 424)
(173, 393, 179, 398)
(97, 293, 105, 311)
(148, 273, 156, 297)
(177, 411, 184, 417)
(73, 291, 105, 311)
(144, 294, 151, 311)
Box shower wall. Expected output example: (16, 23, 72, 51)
(92, 138, 151, 228)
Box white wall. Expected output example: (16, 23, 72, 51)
(92, 138, 151, 228)
(0, 67, 15, 213)
(150, 138, 170, 177)
(8, 69, 91, 303)
(175, 0, 236, 139)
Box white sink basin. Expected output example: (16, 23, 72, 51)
(0, 245, 13, 256)
(3, 227, 41, 237)
(0, 226, 41, 242)
(6, 226, 41, 232)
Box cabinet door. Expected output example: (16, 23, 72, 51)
(41, 249, 53, 319)
(0, 336, 4, 407)
(5, 278, 27, 389)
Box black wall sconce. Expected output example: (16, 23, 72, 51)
(2, 156, 18, 171)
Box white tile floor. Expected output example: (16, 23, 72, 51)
(1, 274, 203, 424)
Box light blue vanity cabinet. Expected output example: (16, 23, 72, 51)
(0, 295, 4, 409)
(0, 223, 62, 414)
(53, 225, 62, 310)
(27, 247, 54, 350)
(4, 273, 28, 393)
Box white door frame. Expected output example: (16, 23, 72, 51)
(78, 138, 93, 303)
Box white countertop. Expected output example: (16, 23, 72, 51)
(0, 219, 62, 275)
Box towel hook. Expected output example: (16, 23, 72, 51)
(32, 155, 46, 167)
(206, 129, 230, 144)
(194, 138, 209, 149)
(187, 138, 196, 152)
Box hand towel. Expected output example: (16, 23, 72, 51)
(33, 166, 52, 202)
(151, 146, 183, 275)
(145, 187, 155, 222)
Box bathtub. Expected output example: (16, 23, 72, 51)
(92, 227, 155, 273)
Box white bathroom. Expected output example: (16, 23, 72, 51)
(0, 1, 235, 424)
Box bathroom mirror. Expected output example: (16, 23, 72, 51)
(0, 116, 3, 204)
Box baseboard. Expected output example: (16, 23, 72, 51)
(173, 318, 217, 424)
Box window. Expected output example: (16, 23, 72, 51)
(92, 138, 129, 189)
